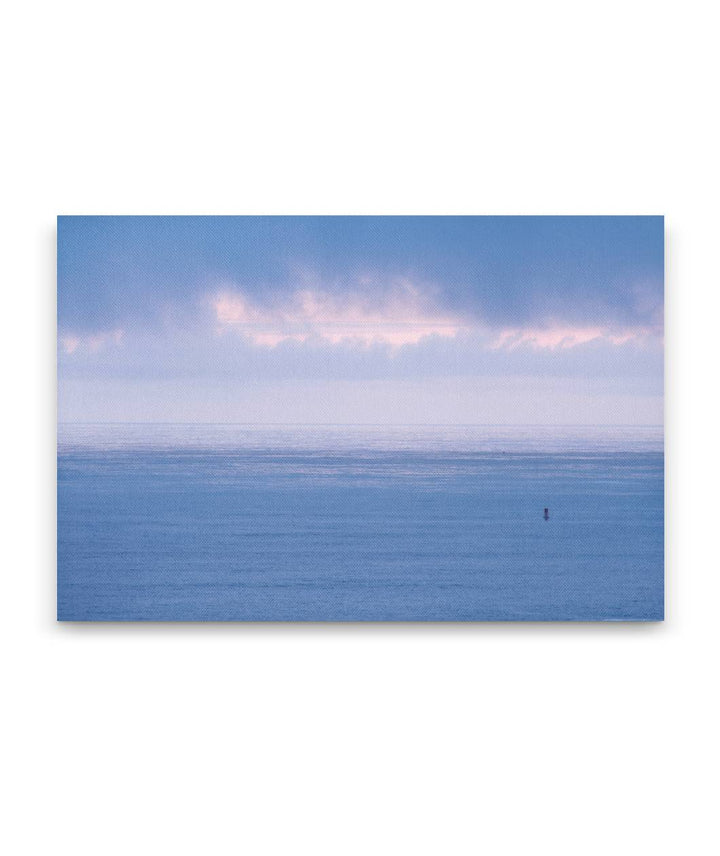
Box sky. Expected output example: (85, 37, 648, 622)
(57, 216, 663, 424)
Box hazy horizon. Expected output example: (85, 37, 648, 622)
(57, 420, 663, 426)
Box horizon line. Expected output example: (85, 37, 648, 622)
(57, 421, 664, 428)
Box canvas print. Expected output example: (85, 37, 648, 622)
(57, 216, 664, 621)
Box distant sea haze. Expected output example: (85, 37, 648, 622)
(57, 424, 664, 621)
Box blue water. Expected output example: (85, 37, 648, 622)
(57, 424, 664, 621)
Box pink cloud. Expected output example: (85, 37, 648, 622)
(492, 324, 659, 350)
(60, 329, 123, 355)
(213, 283, 462, 347)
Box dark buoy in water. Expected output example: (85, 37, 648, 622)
(543, 507, 549, 520)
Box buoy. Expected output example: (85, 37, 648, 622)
(543, 507, 549, 520)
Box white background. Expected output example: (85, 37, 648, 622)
(2, 2, 718, 854)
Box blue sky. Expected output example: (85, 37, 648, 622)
(58, 216, 663, 424)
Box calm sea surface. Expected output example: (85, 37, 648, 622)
(57, 424, 664, 621)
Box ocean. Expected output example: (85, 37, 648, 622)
(57, 424, 664, 621)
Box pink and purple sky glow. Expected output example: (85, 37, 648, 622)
(58, 216, 663, 424)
